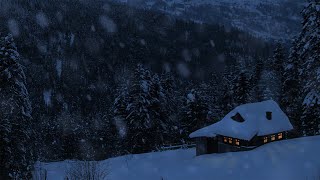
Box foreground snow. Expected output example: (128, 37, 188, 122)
(43, 135, 320, 180)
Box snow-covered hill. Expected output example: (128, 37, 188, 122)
(114, 0, 304, 41)
(43, 135, 320, 180)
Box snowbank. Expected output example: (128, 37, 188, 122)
(43, 135, 320, 180)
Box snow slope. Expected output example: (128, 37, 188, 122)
(43, 135, 320, 180)
(114, 0, 304, 41)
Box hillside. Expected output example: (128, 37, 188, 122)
(43, 135, 320, 180)
(0, 0, 273, 161)
(114, 0, 304, 41)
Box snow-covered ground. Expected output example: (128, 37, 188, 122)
(43, 135, 320, 180)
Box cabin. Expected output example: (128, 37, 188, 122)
(189, 100, 294, 156)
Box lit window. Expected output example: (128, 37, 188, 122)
(223, 137, 227, 143)
(235, 139, 240, 146)
(228, 138, 233, 144)
(263, 137, 268, 143)
(278, 133, 283, 139)
(271, 135, 276, 141)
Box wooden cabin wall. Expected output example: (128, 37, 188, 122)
(249, 135, 263, 146)
(217, 142, 255, 153)
(196, 137, 208, 156)
(207, 138, 218, 153)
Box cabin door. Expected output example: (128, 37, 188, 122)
(207, 137, 218, 153)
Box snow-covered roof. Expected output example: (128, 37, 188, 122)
(189, 100, 293, 141)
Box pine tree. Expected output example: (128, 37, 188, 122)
(282, 39, 303, 136)
(301, 90, 320, 136)
(160, 72, 183, 144)
(273, 43, 286, 78)
(180, 89, 209, 142)
(220, 60, 239, 115)
(295, 0, 320, 136)
(149, 74, 167, 148)
(273, 43, 286, 102)
(118, 64, 166, 153)
(298, 0, 320, 95)
(233, 72, 249, 105)
(0, 34, 34, 179)
(249, 57, 264, 102)
(258, 58, 280, 101)
(220, 79, 234, 117)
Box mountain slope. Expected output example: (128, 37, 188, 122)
(43, 135, 320, 180)
(115, 0, 304, 41)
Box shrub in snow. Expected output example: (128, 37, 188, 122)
(65, 161, 108, 180)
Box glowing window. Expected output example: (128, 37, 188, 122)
(228, 138, 233, 144)
(235, 139, 240, 146)
(271, 135, 276, 141)
(223, 137, 227, 143)
(278, 133, 283, 139)
(263, 137, 268, 143)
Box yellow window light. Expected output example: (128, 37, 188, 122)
(235, 139, 240, 146)
(271, 135, 276, 141)
(223, 137, 227, 143)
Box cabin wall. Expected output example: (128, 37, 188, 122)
(196, 137, 208, 156)
(249, 135, 263, 146)
(207, 138, 218, 153)
(195, 131, 289, 156)
(217, 142, 255, 153)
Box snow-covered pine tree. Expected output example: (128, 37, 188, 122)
(258, 57, 280, 101)
(294, 0, 320, 136)
(220, 60, 239, 115)
(233, 71, 250, 105)
(180, 89, 209, 142)
(301, 90, 320, 136)
(209, 73, 225, 120)
(220, 79, 234, 117)
(0, 33, 34, 179)
(282, 39, 303, 136)
(159, 72, 184, 144)
(272, 43, 286, 102)
(124, 64, 164, 153)
(149, 74, 167, 148)
(298, 0, 320, 95)
(249, 57, 264, 102)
